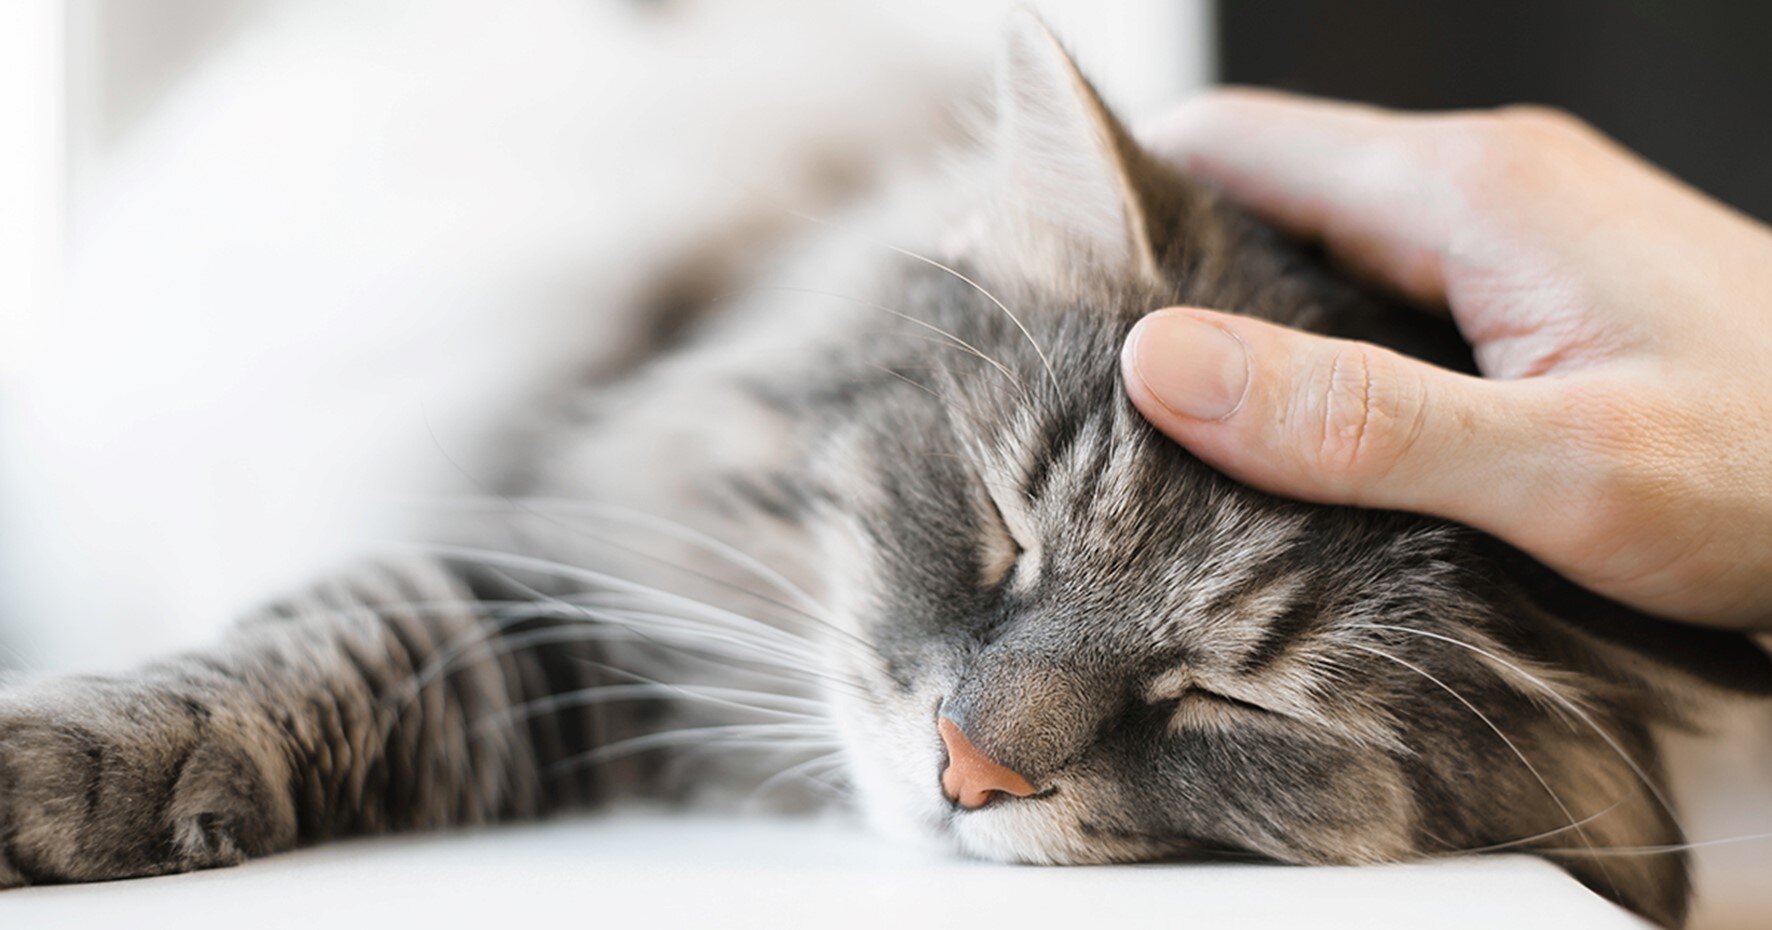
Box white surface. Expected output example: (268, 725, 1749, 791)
(0, 815, 1649, 929)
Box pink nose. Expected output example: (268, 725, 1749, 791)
(938, 716, 1037, 809)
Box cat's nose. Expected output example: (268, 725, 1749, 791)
(938, 716, 1037, 809)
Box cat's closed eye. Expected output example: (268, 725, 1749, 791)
(1145, 669, 1289, 734)
(977, 479, 1036, 588)
(1169, 687, 1282, 726)
(1164, 688, 1284, 732)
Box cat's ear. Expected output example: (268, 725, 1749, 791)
(1494, 542, 1772, 698)
(1551, 598, 1772, 699)
(987, 12, 1162, 287)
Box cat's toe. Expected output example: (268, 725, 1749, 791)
(0, 843, 29, 889)
(171, 812, 251, 869)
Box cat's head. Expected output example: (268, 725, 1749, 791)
(785, 15, 1771, 928)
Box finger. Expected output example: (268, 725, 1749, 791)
(1141, 88, 1462, 306)
(1121, 307, 1562, 533)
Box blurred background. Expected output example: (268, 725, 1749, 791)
(1220, 1, 1772, 223)
(0, 0, 1212, 672)
(0, 2, 1766, 927)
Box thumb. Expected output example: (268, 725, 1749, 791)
(1121, 307, 1554, 529)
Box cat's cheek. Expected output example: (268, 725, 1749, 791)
(846, 743, 954, 853)
(828, 687, 956, 849)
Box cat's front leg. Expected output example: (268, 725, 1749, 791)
(0, 672, 299, 885)
(0, 557, 613, 887)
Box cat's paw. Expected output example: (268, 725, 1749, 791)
(0, 675, 297, 888)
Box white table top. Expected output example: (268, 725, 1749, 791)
(1, 813, 1649, 929)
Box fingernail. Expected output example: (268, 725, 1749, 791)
(1124, 311, 1250, 421)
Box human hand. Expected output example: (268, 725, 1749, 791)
(1124, 89, 1772, 631)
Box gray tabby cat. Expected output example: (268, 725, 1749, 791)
(2, 17, 1766, 928)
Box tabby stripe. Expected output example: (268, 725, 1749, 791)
(1238, 597, 1320, 674)
(1025, 406, 1086, 503)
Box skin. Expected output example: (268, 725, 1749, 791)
(1121, 89, 1772, 631)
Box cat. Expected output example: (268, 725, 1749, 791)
(1, 15, 1765, 928)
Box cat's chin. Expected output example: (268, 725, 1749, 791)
(855, 773, 1161, 868)
(857, 790, 1093, 867)
(940, 791, 1158, 867)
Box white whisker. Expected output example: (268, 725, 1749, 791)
(409, 496, 829, 634)
(1534, 831, 1772, 857)
(1349, 622, 1684, 835)
(544, 723, 842, 779)
(748, 750, 851, 803)
(475, 683, 825, 742)
(758, 284, 1026, 393)
(418, 495, 831, 618)
(771, 207, 1061, 395)
(1345, 641, 1614, 894)
(391, 542, 819, 654)
(1425, 799, 1628, 857)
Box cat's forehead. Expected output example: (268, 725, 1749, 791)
(965, 388, 1468, 642)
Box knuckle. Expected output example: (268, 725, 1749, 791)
(1307, 343, 1426, 484)
(1428, 111, 1510, 150)
(1421, 109, 1589, 210)
(1496, 104, 1593, 139)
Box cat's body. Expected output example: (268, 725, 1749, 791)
(2, 17, 1766, 928)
